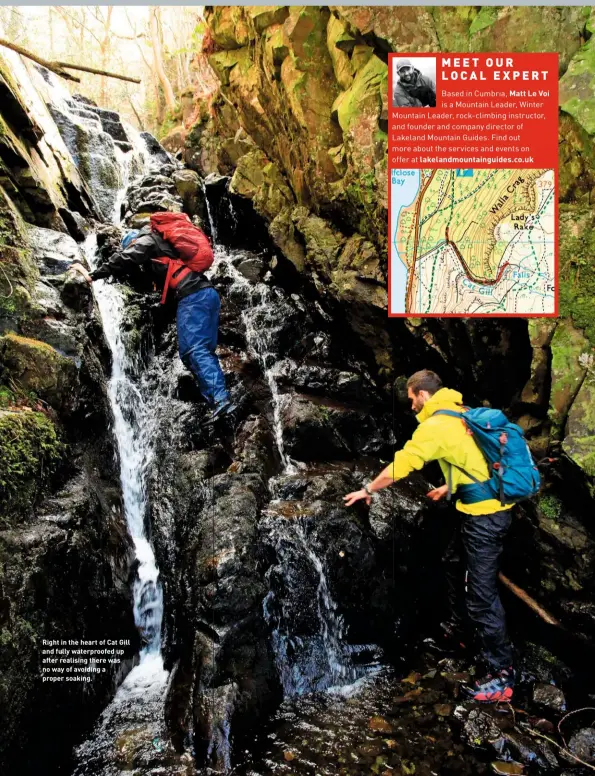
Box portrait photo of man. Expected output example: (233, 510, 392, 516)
(393, 57, 437, 108)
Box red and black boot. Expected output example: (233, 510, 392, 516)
(464, 667, 514, 702)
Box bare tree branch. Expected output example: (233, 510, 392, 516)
(498, 572, 561, 627)
(56, 61, 141, 84)
(0, 37, 81, 81)
(0, 38, 141, 84)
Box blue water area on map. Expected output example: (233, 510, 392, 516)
(391, 169, 421, 314)
(456, 169, 474, 177)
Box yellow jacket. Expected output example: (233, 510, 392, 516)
(390, 387, 513, 515)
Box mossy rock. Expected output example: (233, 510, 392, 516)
(229, 150, 269, 199)
(558, 113, 595, 204)
(230, 151, 294, 221)
(548, 321, 590, 439)
(292, 207, 345, 276)
(333, 6, 438, 52)
(269, 208, 306, 272)
(563, 367, 595, 480)
(351, 44, 374, 73)
(209, 6, 254, 50)
(208, 49, 252, 87)
(0, 410, 64, 522)
(471, 6, 586, 75)
(264, 25, 289, 71)
(327, 14, 354, 91)
(0, 333, 76, 410)
(559, 206, 595, 343)
(430, 6, 477, 51)
(333, 54, 386, 134)
(280, 55, 342, 150)
(560, 31, 595, 136)
(283, 6, 334, 75)
(247, 6, 289, 33)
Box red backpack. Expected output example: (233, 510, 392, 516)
(150, 212, 214, 304)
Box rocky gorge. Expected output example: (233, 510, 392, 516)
(1, 6, 595, 776)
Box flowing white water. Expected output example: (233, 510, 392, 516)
(202, 217, 374, 698)
(84, 234, 164, 664)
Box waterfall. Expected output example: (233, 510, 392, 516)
(84, 235, 164, 663)
(204, 188, 378, 700)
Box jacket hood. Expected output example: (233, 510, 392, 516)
(416, 387, 464, 423)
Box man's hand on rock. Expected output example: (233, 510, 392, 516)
(427, 484, 448, 501)
(70, 262, 92, 284)
(343, 489, 371, 507)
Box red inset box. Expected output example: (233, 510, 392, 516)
(388, 53, 558, 318)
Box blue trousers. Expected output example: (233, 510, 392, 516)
(177, 287, 229, 408)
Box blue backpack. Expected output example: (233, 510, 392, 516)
(434, 407, 541, 506)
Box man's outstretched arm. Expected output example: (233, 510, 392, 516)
(88, 234, 157, 281)
(343, 421, 445, 506)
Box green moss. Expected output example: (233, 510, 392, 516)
(333, 55, 386, 134)
(559, 214, 595, 343)
(0, 188, 37, 329)
(539, 493, 562, 521)
(559, 34, 595, 135)
(0, 333, 76, 409)
(469, 6, 498, 35)
(0, 410, 64, 522)
(0, 386, 15, 407)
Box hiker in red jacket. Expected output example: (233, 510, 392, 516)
(76, 215, 234, 423)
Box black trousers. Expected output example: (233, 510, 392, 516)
(443, 510, 514, 671)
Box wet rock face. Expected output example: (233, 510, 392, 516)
(0, 216, 139, 775)
(0, 70, 147, 776)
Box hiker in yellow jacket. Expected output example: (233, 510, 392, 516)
(344, 369, 515, 702)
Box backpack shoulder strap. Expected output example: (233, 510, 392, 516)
(433, 409, 464, 419)
(432, 409, 485, 499)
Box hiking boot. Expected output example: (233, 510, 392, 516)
(464, 667, 514, 703)
(206, 400, 237, 425)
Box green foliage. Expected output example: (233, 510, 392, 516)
(469, 6, 498, 35)
(0, 386, 15, 407)
(559, 218, 595, 343)
(0, 411, 64, 522)
(539, 493, 562, 521)
(157, 107, 181, 140)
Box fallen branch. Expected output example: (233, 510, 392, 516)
(56, 61, 141, 84)
(0, 37, 80, 81)
(557, 707, 595, 748)
(524, 725, 595, 772)
(0, 38, 140, 84)
(498, 572, 561, 627)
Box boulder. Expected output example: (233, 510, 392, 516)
(559, 23, 595, 135)
(326, 14, 354, 90)
(27, 224, 84, 275)
(209, 6, 254, 49)
(521, 320, 557, 407)
(333, 6, 439, 52)
(532, 682, 566, 712)
(568, 728, 595, 763)
(563, 364, 595, 481)
(471, 6, 586, 74)
(172, 168, 202, 215)
(548, 321, 590, 440)
(0, 332, 77, 410)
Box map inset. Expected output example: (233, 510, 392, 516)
(390, 169, 556, 315)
